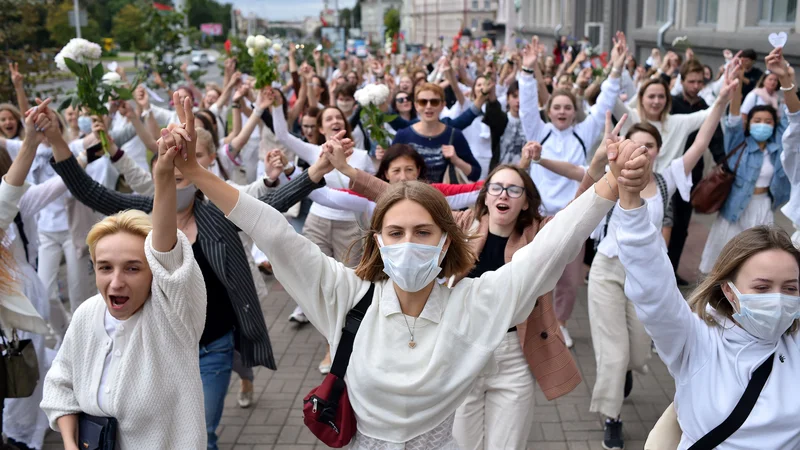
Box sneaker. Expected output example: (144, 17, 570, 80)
(560, 325, 574, 349)
(237, 389, 254, 408)
(289, 306, 310, 324)
(319, 361, 332, 375)
(603, 418, 624, 450)
(624, 370, 633, 399)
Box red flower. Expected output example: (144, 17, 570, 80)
(224, 39, 232, 54)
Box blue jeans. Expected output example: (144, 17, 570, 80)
(200, 331, 234, 450)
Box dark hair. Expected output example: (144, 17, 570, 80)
(741, 49, 757, 61)
(745, 105, 779, 139)
(312, 106, 354, 145)
(391, 91, 417, 119)
(304, 106, 321, 120)
(376, 144, 427, 182)
(0, 147, 11, 178)
(680, 58, 705, 80)
(312, 75, 330, 106)
(334, 82, 357, 100)
(195, 109, 219, 150)
(626, 122, 663, 151)
(472, 164, 543, 234)
(507, 80, 519, 99)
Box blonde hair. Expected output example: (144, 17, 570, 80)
(0, 103, 25, 139)
(689, 225, 800, 333)
(195, 127, 216, 155)
(353, 181, 477, 281)
(86, 210, 153, 260)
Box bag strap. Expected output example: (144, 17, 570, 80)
(446, 127, 459, 183)
(572, 131, 587, 158)
(330, 283, 376, 379)
(719, 142, 747, 171)
(541, 130, 552, 145)
(688, 353, 775, 449)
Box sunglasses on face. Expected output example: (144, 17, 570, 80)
(486, 183, 525, 198)
(395, 97, 410, 104)
(416, 98, 442, 107)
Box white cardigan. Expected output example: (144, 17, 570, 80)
(40, 230, 207, 450)
(226, 185, 613, 443)
(616, 202, 800, 449)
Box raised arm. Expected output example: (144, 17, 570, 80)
(9, 63, 31, 113)
(523, 140, 586, 182)
(270, 95, 322, 164)
(4, 100, 50, 188)
(682, 64, 740, 176)
(519, 38, 547, 142)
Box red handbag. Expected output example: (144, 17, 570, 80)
(302, 284, 374, 448)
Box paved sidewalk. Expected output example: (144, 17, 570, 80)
(40, 215, 729, 450)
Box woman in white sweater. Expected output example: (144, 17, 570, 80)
(168, 98, 653, 447)
(615, 139, 800, 449)
(40, 115, 208, 450)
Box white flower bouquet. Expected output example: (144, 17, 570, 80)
(246, 35, 280, 89)
(56, 38, 133, 151)
(354, 84, 395, 149)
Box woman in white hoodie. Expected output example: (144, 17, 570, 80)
(614, 135, 800, 449)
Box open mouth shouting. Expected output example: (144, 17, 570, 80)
(495, 203, 511, 213)
(109, 295, 130, 310)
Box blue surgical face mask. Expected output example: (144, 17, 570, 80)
(749, 123, 774, 142)
(78, 116, 93, 135)
(727, 281, 800, 342)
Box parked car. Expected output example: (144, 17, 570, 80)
(191, 50, 210, 66)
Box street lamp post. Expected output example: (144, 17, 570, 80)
(73, 0, 82, 39)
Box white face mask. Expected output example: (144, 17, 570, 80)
(378, 233, 448, 293)
(727, 281, 800, 342)
(176, 184, 198, 212)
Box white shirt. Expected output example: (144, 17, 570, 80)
(226, 184, 614, 444)
(41, 231, 207, 450)
(597, 158, 692, 259)
(741, 90, 784, 117)
(270, 105, 376, 221)
(520, 73, 620, 215)
(780, 110, 800, 227)
(616, 201, 800, 450)
(97, 309, 127, 414)
(111, 113, 149, 171)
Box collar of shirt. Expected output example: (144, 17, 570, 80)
(379, 282, 446, 324)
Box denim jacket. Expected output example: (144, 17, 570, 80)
(719, 114, 791, 223)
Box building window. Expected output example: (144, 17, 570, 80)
(471, 18, 479, 29)
(472, 0, 478, 9)
(484, 0, 490, 9)
(697, 0, 718, 23)
(656, 0, 668, 24)
(760, 0, 797, 23)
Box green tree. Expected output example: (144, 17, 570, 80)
(46, 1, 102, 46)
(187, 0, 231, 40)
(340, 8, 352, 30)
(113, 4, 147, 50)
(383, 7, 400, 37)
(352, 1, 361, 29)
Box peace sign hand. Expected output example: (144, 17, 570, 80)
(170, 91, 197, 169)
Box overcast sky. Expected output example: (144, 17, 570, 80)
(230, 0, 357, 21)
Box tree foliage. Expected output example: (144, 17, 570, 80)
(46, 1, 103, 46)
(113, 4, 147, 51)
(384, 8, 400, 37)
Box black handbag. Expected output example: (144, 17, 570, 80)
(688, 353, 775, 449)
(1, 329, 39, 398)
(78, 413, 118, 450)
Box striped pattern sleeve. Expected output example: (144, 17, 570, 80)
(51, 155, 154, 216)
(257, 169, 324, 212)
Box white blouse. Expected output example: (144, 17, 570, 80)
(225, 184, 614, 445)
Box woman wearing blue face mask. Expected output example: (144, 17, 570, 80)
(700, 48, 798, 274)
(614, 135, 800, 447)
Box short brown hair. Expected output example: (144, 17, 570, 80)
(625, 122, 663, 151)
(414, 82, 445, 101)
(545, 89, 579, 122)
(313, 106, 354, 145)
(354, 182, 477, 281)
(690, 226, 800, 333)
(333, 82, 357, 100)
(680, 59, 705, 80)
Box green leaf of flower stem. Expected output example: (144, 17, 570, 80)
(59, 97, 73, 111)
(116, 87, 133, 101)
(63, 58, 84, 77)
(92, 62, 104, 80)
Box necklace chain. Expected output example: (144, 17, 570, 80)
(401, 313, 418, 349)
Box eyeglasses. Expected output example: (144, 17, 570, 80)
(395, 97, 410, 104)
(486, 183, 525, 198)
(416, 98, 442, 107)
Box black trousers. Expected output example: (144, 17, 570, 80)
(667, 155, 706, 272)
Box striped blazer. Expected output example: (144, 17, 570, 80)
(51, 156, 323, 369)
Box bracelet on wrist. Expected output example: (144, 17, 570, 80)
(521, 67, 534, 75)
(603, 174, 619, 199)
(780, 83, 796, 92)
(231, 103, 241, 109)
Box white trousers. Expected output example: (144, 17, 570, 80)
(587, 253, 652, 419)
(453, 332, 535, 450)
(37, 230, 94, 338)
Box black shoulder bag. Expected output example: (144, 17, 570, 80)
(688, 353, 775, 449)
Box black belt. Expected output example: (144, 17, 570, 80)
(507, 326, 517, 333)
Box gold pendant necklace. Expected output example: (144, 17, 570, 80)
(401, 314, 418, 349)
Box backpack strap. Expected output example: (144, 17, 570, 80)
(13, 213, 29, 264)
(688, 354, 775, 449)
(540, 131, 552, 145)
(330, 283, 376, 379)
(572, 132, 587, 158)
